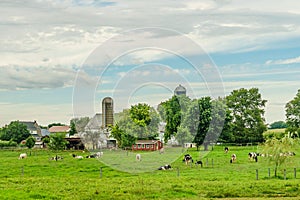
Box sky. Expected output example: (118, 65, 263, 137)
(1, 0, 300, 127)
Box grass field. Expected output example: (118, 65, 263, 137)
(0, 145, 300, 200)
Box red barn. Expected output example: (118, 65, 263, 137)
(132, 140, 163, 151)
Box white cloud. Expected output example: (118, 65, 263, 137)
(266, 56, 300, 65)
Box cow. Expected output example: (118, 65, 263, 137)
(248, 152, 258, 162)
(136, 154, 141, 161)
(224, 147, 229, 153)
(19, 153, 27, 159)
(159, 148, 164, 154)
(50, 155, 63, 161)
(280, 152, 296, 157)
(195, 160, 203, 167)
(72, 154, 83, 159)
(86, 152, 103, 158)
(183, 154, 193, 165)
(230, 154, 236, 163)
(158, 164, 172, 170)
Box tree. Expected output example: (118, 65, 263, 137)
(48, 133, 68, 151)
(69, 121, 77, 136)
(161, 96, 182, 142)
(25, 136, 36, 149)
(48, 123, 66, 129)
(226, 88, 267, 143)
(110, 124, 136, 149)
(262, 137, 299, 177)
(193, 97, 212, 151)
(176, 126, 193, 147)
(285, 89, 300, 137)
(0, 121, 30, 144)
(130, 103, 151, 127)
(269, 121, 287, 129)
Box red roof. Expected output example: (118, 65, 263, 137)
(49, 126, 70, 133)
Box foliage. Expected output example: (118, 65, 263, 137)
(226, 88, 267, 143)
(0, 140, 17, 148)
(262, 136, 299, 177)
(269, 121, 287, 129)
(193, 97, 212, 151)
(0, 121, 30, 143)
(130, 103, 151, 127)
(25, 136, 36, 149)
(263, 129, 286, 140)
(117, 107, 159, 139)
(175, 126, 193, 146)
(81, 128, 103, 150)
(160, 96, 182, 143)
(47, 123, 66, 129)
(110, 124, 136, 149)
(48, 133, 68, 151)
(285, 89, 300, 138)
(69, 121, 77, 136)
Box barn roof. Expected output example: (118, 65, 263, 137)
(85, 113, 102, 130)
(135, 140, 160, 144)
(49, 125, 70, 133)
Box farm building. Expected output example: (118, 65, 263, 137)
(132, 140, 163, 151)
(65, 137, 85, 150)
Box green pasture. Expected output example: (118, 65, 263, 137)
(0, 145, 300, 200)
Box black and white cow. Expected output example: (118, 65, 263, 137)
(183, 154, 193, 165)
(248, 152, 258, 162)
(50, 155, 63, 161)
(195, 160, 203, 167)
(72, 154, 83, 159)
(230, 154, 237, 163)
(224, 147, 229, 153)
(158, 164, 172, 170)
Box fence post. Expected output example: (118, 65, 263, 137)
(212, 158, 214, 168)
(206, 158, 208, 167)
(294, 168, 296, 179)
(256, 169, 258, 180)
(268, 168, 270, 178)
(100, 167, 102, 179)
(177, 167, 180, 177)
(284, 169, 286, 180)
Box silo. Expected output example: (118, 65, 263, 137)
(102, 97, 114, 128)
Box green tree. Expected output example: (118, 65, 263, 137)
(226, 88, 267, 143)
(285, 89, 300, 137)
(69, 121, 77, 136)
(161, 96, 182, 143)
(48, 123, 66, 129)
(130, 103, 151, 127)
(269, 121, 287, 129)
(48, 133, 68, 151)
(176, 126, 193, 147)
(194, 97, 212, 151)
(25, 136, 36, 149)
(0, 121, 30, 143)
(262, 137, 299, 177)
(111, 124, 136, 149)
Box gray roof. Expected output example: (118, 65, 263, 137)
(41, 129, 50, 136)
(85, 113, 102, 130)
(20, 121, 38, 131)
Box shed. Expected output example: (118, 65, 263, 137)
(132, 140, 163, 151)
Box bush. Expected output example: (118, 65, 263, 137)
(0, 140, 18, 148)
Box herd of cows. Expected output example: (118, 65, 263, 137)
(17, 146, 296, 171)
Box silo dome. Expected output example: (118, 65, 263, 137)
(174, 84, 186, 96)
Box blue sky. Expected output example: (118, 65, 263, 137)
(0, 0, 300, 126)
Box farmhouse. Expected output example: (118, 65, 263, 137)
(20, 121, 43, 148)
(49, 125, 70, 134)
(132, 140, 163, 151)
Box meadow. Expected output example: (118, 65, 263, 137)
(0, 145, 300, 200)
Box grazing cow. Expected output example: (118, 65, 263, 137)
(72, 154, 83, 159)
(158, 164, 172, 170)
(50, 155, 63, 161)
(280, 152, 296, 157)
(224, 147, 229, 153)
(183, 154, 193, 165)
(195, 160, 203, 167)
(230, 154, 236, 163)
(19, 153, 27, 159)
(248, 152, 258, 162)
(86, 152, 103, 158)
(136, 154, 141, 161)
